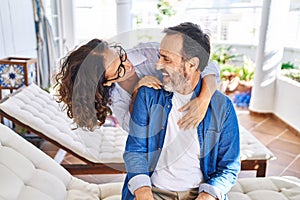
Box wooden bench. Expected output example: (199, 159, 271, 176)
(240, 125, 276, 177)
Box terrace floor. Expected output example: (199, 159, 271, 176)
(237, 109, 300, 178)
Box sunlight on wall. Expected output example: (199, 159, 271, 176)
(74, 0, 117, 44)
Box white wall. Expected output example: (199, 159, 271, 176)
(274, 76, 300, 132)
(0, 0, 37, 58)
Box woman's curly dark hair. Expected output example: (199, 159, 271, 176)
(54, 39, 114, 131)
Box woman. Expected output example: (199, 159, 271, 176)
(55, 39, 219, 132)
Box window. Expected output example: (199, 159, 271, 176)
(286, 4, 300, 48)
(132, 0, 263, 45)
(44, 0, 64, 59)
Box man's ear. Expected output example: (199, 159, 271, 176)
(186, 57, 199, 71)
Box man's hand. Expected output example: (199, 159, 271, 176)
(195, 192, 218, 200)
(134, 186, 154, 200)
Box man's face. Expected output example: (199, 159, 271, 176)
(157, 34, 193, 93)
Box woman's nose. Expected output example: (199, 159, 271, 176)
(123, 59, 132, 68)
(156, 63, 164, 70)
(124, 58, 131, 64)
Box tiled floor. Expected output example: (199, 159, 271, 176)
(237, 109, 300, 178)
(41, 107, 300, 184)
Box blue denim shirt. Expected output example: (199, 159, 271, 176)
(122, 77, 240, 200)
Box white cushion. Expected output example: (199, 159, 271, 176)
(0, 83, 127, 163)
(239, 125, 275, 161)
(228, 176, 300, 200)
(0, 123, 122, 200)
(99, 182, 123, 200)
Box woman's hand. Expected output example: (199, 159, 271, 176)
(177, 96, 210, 130)
(178, 74, 217, 130)
(130, 76, 162, 113)
(135, 75, 162, 91)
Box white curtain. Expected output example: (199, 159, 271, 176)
(32, 0, 56, 89)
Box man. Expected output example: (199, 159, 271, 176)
(122, 22, 240, 200)
(110, 42, 220, 132)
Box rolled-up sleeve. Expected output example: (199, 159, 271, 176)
(201, 60, 221, 83)
(128, 174, 152, 195)
(199, 183, 224, 200)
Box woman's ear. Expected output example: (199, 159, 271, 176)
(103, 81, 112, 87)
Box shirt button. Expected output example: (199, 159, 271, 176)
(161, 126, 165, 130)
(167, 105, 170, 108)
(158, 147, 161, 150)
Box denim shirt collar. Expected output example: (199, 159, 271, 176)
(193, 73, 203, 98)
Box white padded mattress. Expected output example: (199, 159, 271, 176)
(239, 125, 275, 161)
(0, 83, 127, 163)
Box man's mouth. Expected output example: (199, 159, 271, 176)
(161, 70, 169, 77)
(162, 71, 170, 83)
(162, 72, 169, 77)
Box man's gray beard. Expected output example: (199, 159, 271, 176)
(163, 74, 189, 93)
(163, 82, 173, 92)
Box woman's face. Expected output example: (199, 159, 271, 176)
(103, 46, 135, 86)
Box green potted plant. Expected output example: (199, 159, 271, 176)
(211, 45, 254, 93)
(281, 61, 300, 83)
(155, 0, 177, 25)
